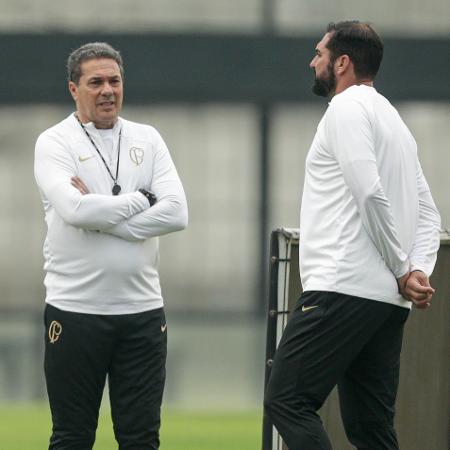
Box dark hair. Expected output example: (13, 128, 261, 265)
(326, 21, 383, 79)
(67, 42, 124, 84)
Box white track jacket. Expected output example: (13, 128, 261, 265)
(299, 85, 441, 307)
(35, 114, 188, 314)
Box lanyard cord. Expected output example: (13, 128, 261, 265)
(75, 114, 122, 195)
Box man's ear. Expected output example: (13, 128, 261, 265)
(68, 81, 78, 102)
(335, 54, 351, 76)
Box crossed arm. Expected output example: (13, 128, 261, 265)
(35, 134, 150, 230)
(35, 129, 188, 242)
(71, 171, 188, 242)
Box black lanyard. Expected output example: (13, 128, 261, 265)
(75, 115, 122, 195)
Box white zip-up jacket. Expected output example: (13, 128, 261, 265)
(35, 114, 188, 314)
(299, 85, 441, 307)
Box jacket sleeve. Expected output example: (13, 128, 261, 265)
(34, 131, 149, 230)
(409, 160, 441, 275)
(104, 128, 188, 241)
(326, 98, 409, 278)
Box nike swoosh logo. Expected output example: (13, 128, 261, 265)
(79, 155, 94, 162)
(161, 324, 167, 332)
(302, 305, 319, 312)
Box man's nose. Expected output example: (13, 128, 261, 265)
(101, 82, 114, 95)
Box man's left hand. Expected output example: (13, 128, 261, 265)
(398, 270, 435, 309)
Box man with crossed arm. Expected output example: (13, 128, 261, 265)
(34, 42, 187, 450)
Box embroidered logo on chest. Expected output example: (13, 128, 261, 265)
(79, 154, 94, 162)
(129, 147, 144, 166)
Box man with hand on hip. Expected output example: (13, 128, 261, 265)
(35, 42, 188, 450)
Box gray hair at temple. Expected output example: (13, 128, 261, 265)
(67, 42, 124, 84)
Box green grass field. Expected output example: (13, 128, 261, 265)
(0, 404, 262, 450)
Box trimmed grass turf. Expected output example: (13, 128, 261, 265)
(0, 404, 261, 450)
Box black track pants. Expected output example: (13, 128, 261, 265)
(44, 304, 167, 450)
(264, 291, 409, 450)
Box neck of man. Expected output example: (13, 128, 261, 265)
(75, 112, 117, 130)
(95, 121, 116, 130)
(334, 77, 374, 96)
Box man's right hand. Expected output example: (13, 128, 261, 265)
(399, 270, 435, 309)
(71, 176, 90, 195)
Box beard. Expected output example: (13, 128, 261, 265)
(312, 63, 336, 98)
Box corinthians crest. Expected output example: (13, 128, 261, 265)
(48, 320, 62, 344)
(129, 147, 144, 166)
